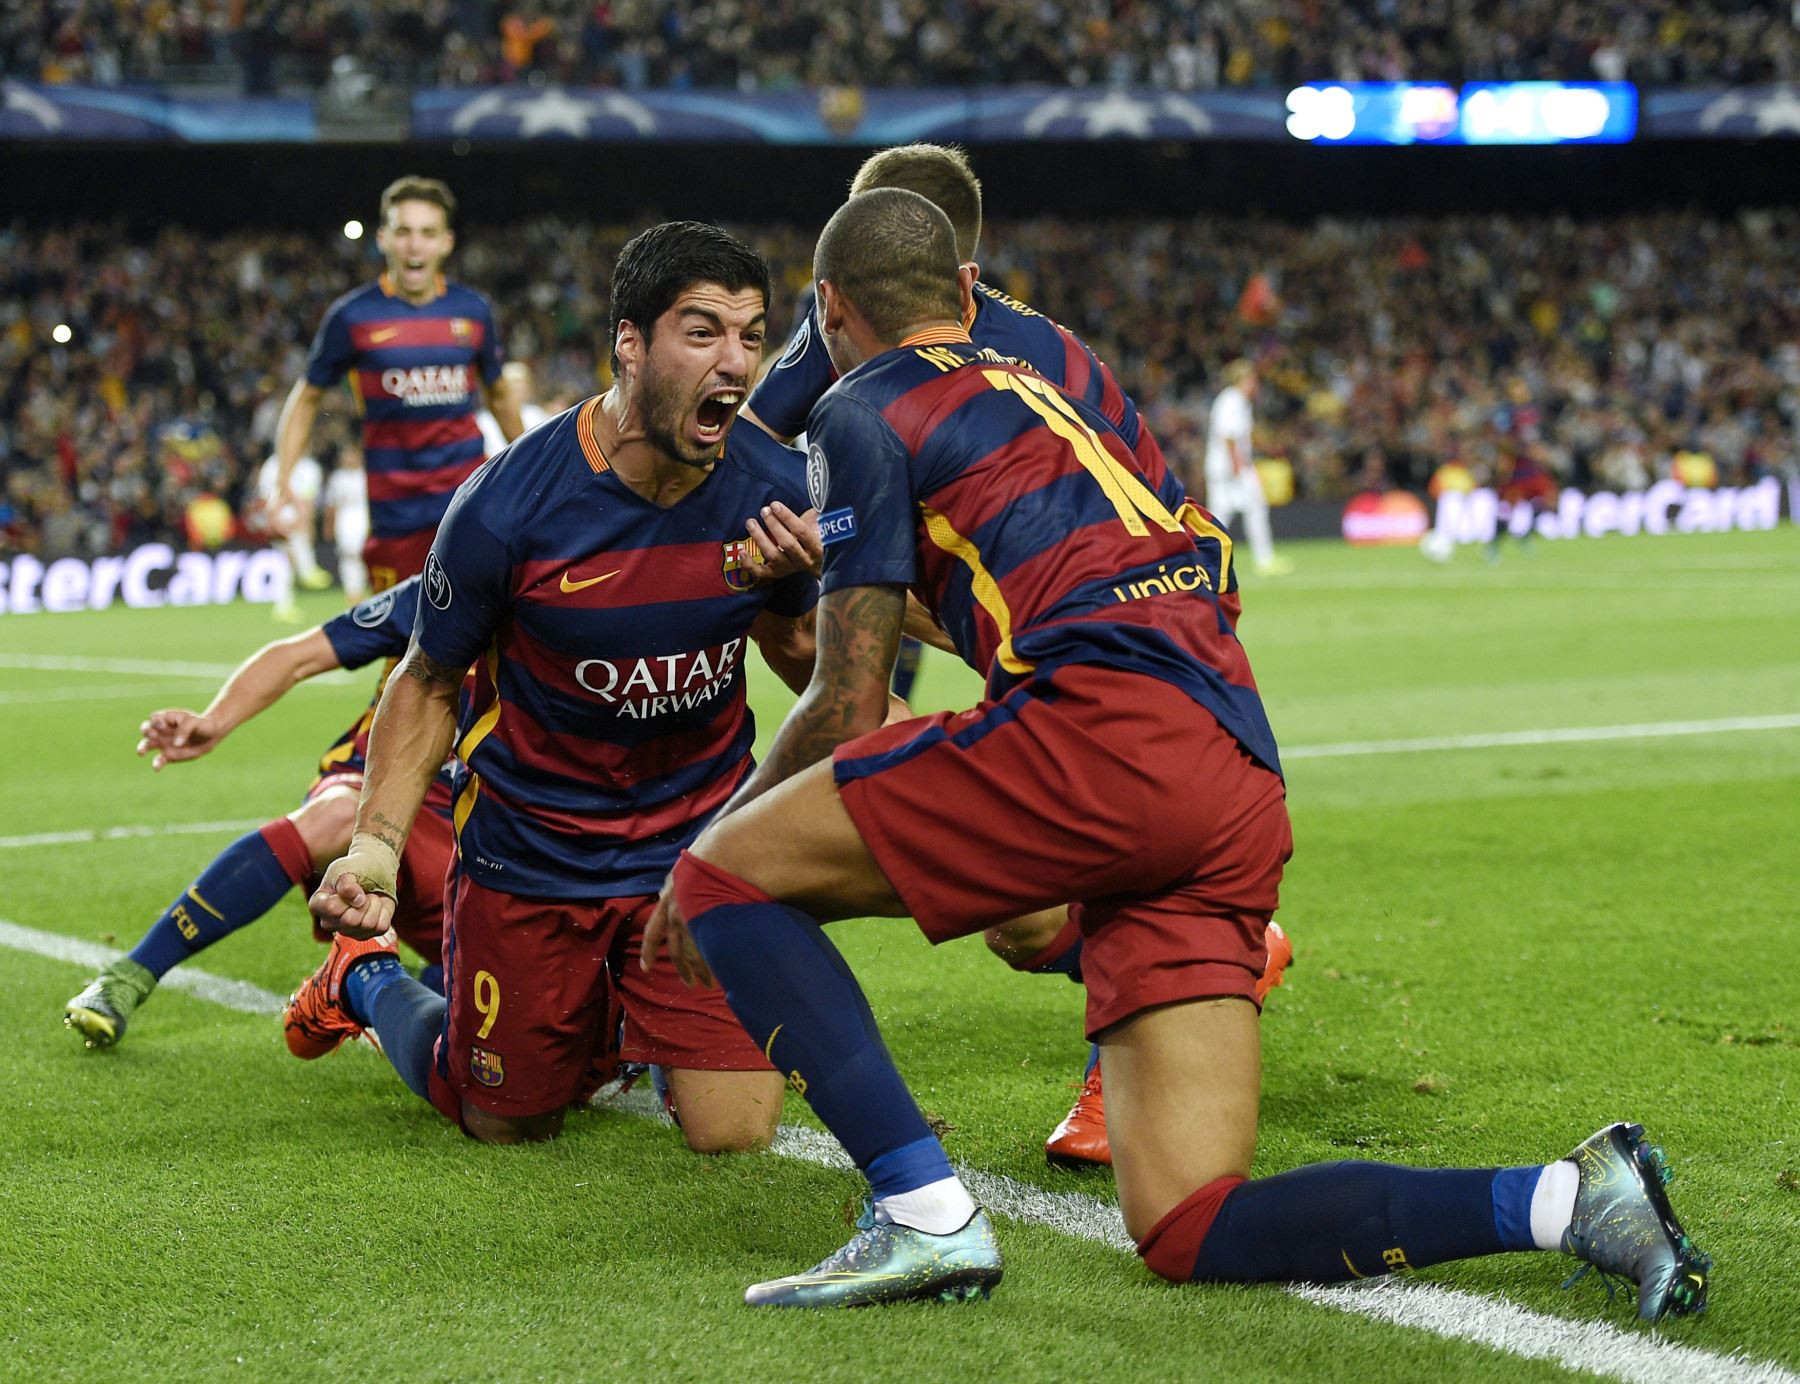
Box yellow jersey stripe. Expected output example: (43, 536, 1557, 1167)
(1178, 502, 1234, 593)
(452, 644, 504, 836)
(920, 506, 1033, 676)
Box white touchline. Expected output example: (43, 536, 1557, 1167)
(0, 820, 269, 850)
(0, 653, 357, 686)
(1282, 714, 1800, 761)
(2, 917, 1792, 1384)
(0, 654, 250, 679)
(12, 713, 1797, 852)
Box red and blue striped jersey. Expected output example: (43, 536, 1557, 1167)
(809, 332, 1279, 776)
(411, 399, 819, 900)
(751, 280, 1236, 620)
(315, 575, 456, 817)
(304, 275, 504, 544)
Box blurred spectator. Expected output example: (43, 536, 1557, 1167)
(3, 206, 1799, 560)
(3, 0, 1796, 90)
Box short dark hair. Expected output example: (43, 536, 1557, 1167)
(379, 175, 456, 227)
(815, 189, 962, 345)
(850, 144, 983, 262)
(608, 221, 771, 374)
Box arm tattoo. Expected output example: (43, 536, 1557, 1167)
(365, 809, 408, 858)
(746, 585, 905, 797)
(402, 642, 468, 688)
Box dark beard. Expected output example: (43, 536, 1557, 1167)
(640, 363, 720, 469)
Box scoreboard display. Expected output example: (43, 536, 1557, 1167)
(1285, 81, 1638, 145)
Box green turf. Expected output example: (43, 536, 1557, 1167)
(3, 528, 1797, 1381)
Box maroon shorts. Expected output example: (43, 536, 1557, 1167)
(362, 529, 437, 593)
(301, 773, 452, 964)
(426, 872, 773, 1122)
(833, 664, 1292, 1037)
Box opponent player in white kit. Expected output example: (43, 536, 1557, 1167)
(322, 445, 371, 601)
(254, 450, 332, 619)
(1204, 360, 1290, 577)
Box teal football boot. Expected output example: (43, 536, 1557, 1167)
(1563, 1122, 1710, 1322)
(745, 1204, 1003, 1308)
(64, 958, 158, 1049)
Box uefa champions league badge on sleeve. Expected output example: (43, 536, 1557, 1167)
(776, 315, 812, 371)
(351, 588, 398, 628)
(425, 551, 452, 610)
(818, 508, 857, 546)
(806, 443, 829, 511)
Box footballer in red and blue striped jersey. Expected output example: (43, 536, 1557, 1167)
(303, 274, 504, 584)
(415, 395, 819, 901)
(812, 332, 1276, 777)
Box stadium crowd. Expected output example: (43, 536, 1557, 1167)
(3, 207, 1798, 558)
(5, 0, 1797, 92)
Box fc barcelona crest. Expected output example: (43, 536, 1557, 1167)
(450, 317, 473, 342)
(470, 1046, 505, 1087)
(721, 536, 764, 592)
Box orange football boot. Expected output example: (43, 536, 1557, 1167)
(284, 929, 398, 1059)
(1255, 920, 1294, 1004)
(1043, 920, 1296, 1168)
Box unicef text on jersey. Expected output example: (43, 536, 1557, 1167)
(0, 545, 293, 616)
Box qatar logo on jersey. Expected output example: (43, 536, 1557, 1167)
(350, 589, 398, 628)
(424, 551, 452, 609)
(379, 364, 472, 407)
(806, 443, 829, 511)
(574, 638, 744, 719)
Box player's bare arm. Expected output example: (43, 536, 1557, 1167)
(902, 593, 956, 653)
(272, 379, 327, 510)
(481, 371, 527, 444)
(749, 607, 818, 696)
(738, 403, 794, 446)
(309, 640, 462, 938)
(138, 629, 342, 770)
(730, 583, 904, 810)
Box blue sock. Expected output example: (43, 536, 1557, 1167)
(344, 956, 443, 1101)
(689, 899, 950, 1198)
(417, 962, 445, 996)
(127, 829, 298, 978)
(890, 636, 923, 704)
(1083, 1042, 1100, 1078)
(1033, 936, 1084, 982)
(1190, 1161, 1532, 1282)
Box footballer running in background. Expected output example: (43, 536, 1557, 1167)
(64, 574, 454, 1048)
(644, 189, 1710, 1319)
(298, 222, 825, 1153)
(322, 443, 372, 601)
(272, 175, 525, 593)
(745, 140, 1292, 1168)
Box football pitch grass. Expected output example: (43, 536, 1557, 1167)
(3, 528, 1797, 1383)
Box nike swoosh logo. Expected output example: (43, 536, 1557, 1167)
(370, 327, 401, 343)
(560, 568, 621, 593)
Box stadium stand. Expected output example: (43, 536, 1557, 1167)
(4, 208, 1796, 558)
(3, 0, 1796, 92)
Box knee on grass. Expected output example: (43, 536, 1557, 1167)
(290, 791, 357, 871)
(461, 1102, 567, 1145)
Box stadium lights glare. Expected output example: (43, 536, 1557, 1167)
(343, 219, 365, 240)
(51, 324, 72, 344)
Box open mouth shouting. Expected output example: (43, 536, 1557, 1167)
(693, 385, 746, 449)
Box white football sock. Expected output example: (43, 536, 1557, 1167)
(284, 530, 323, 581)
(874, 1176, 977, 1235)
(1530, 1159, 1580, 1251)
